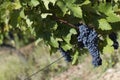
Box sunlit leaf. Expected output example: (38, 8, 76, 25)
(20, 9, 26, 19)
(106, 36, 113, 45)
(56, 1, 68, 15)
(70, 28, 77, 34)
(42, 0, 56, 9)
(106, 13, 120, 23)
(62, 44, 72, 51)
(26, 18, 33, 27)
(98, 19, 112, 30)
(30, 0, 39, 7)
(67, 4, 82, 18)
(41, 13, 52, 18)
(64, 0, 76, 4)
(72, 51, 79, 65)
(103, 45, 114, 54)
(49, 36, 59, 48)
(13, 0, 22, 9)
(63, 28, 77, 44)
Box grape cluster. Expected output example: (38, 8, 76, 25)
(77, 25, 102, 67)
(59, 46, 72, 62)
(109, 32, 119, 49)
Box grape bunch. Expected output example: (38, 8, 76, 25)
(109, 32, 119, 49)
(77, 25, 102, 67)
(58, 44, 72, 62)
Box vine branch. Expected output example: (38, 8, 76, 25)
(52, 15, 79, 29)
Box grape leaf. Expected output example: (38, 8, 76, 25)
(30, 0, 39, 7)
(42, 0, 56, 9)
(63, 28, 77, 44)
(67, 4, 82, 18)
(49, 36, 59, 48)
(96, 3, 120, 23)
(56, 1, 68, 15)
(72, 51, 79, 65)
(106, 13, 120, 23)
(98, 19, 112, 30)
(103, 45, 114, 54)
(20, 9, 26, 19)
(103, 36, 114, 54)
(97, 3, 112, 15)
(13, 0, 22, 9)
(62, 44, 72, 51)
(70, 28, 77, 34)
(106, 36, 113, 45)
(26, 18, 33, 27)
(64, 0, 76, 4)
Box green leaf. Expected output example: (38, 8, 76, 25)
(62, 44, 72, 51)
(41, 13, 52, 18)
(56, 1, 68, 15)
(10, 10, 20, 27)
(106, 13, 120, 23)
(97, 3, 112, 15)
(26, 18, 33, 27)
(106, 36, 113, 45)
(20, 9, 26, 19)
(95, 3, 120, 23)
(98, 19, 112, 30)
(70, 28, 77, 34)
(49, 36, 59, 48)
(63, 28, 77, 44)
(42, 0, 56, 9)
(13, 0, 22, 9)
(103, 45, 114, 54)
(67, 4, 82, 18)
(30, 0, 39, 7)
(79, 0, 90, 6)
(63, 33, 72, 44)
(72, 51, 79, 65)
(103, 36, 114, 54)
(64, 0, 76, 4)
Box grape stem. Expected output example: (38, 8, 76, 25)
(52, 15, 79, 29)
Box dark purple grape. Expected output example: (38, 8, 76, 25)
(59, 47, 72, 62)
(109, 32, 119, 49)
(77, 24, 102, 67)
(113, 41, 119, 49)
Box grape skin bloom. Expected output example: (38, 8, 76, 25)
(77, 25, 102, 67)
